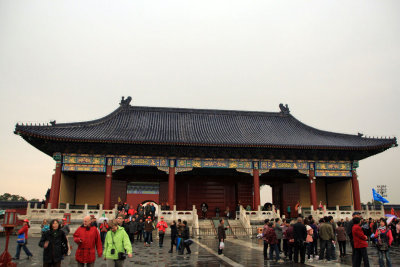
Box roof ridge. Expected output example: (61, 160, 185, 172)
(128, 105, 283, 117)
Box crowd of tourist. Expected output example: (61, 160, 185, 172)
(9, 202, 400, 267)
(261, 212, 399, 266)
(12, 202, 193, 266)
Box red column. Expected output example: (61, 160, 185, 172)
(104, 159, 112, 210)
(168, 162, 176, 206)
(309, 169, 317, 210)
(50, 162, 62, 208)
(352, 170, 361, 210)
(253, 168, 260, 210)
(48, 174, 56, 207)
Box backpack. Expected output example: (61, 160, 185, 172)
(377, 230, 389, 251)
(306, 228, 313, 243)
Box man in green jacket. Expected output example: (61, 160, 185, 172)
(319, 216, 335, 261)
(104, 219, 133, 267)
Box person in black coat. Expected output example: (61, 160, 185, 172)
(293, 217, 307, 264)
(179, 221, 191, 255)
(39, 219, 68, 267)
(128, 217, 138, 243)
(136, 218, 144, 242)
(168, 220, 178, 253)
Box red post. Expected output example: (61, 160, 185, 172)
(48, 174, 56, 207)
(352, 170, 361, 210)
(309, 169, 317, 210)
(168, 161, 176, 206)
(50, 160, 62, 209)
(104, 158, 113, 210)
(253, 168, 260, 210)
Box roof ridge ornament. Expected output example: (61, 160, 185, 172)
(279, 103, 290, 115)
(50, 120, 56, 126)
(120, 96, 132, 107)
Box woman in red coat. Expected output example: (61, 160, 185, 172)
(352, 217, 370, 267)
(12, 219, 33, 260)
(73, 216, 102, 266)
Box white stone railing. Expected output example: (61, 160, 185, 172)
(302, 205, 385, 221)
(159, 205, 196, 224)
(239, 205, 252, 236)
(23, 202, 117, 222)
(237, 205, 280, 222)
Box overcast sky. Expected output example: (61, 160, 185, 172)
(0, 1, 399, 204)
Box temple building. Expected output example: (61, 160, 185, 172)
(14, 97, 397, 217)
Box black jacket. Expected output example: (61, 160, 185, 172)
(346, 219, 355, 240)
(137, 221, 144, 231)
(182, 226, 190, 240)
(128, 221, 138, 233)
(293, 222, 307, 243)
(39, 229, 68, 263)
(218, 224, 227, 240)
(170, 223, 178, 238)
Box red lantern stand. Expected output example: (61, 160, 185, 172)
(0, 209, 17, 267)
(64, 213, 71, 224)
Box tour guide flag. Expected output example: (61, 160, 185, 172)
(372, 188, 389, 204)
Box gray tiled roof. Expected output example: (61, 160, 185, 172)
(14, 104, 397, 150)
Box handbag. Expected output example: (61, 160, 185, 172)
(219, 241, 225, 250)
(377, 230, 389, 251)
(184, 239, 193, 246)
(111, 232, 127, 260)
(17, 233, 25, 244)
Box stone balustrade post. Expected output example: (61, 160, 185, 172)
(47, 203, 51, 217)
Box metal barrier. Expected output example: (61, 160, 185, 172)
(193, 227, 216, 237)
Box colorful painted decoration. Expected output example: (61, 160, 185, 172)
(62, 164, 105, 172)
(315, 170, 352, 177)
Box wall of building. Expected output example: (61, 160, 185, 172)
(126, 194, 159, 210)
(326, 179, 352, 207)
(75, 173, 105, 205)
(59, 172, 75, 204)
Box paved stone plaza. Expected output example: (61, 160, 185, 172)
(1, 235, 399, 266)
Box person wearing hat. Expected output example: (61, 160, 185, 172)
(143, 216, 154, 247)
(346, 211, 361, 263)
(156, 216, 168, 248)
(61, 218, 72, 256)
(13, 219, 33, 260)
(99, 219, 110, 248)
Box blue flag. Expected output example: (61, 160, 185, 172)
(372, 188, 389, 204)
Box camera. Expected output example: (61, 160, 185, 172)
(110, 249, 115, 255)
(118, 252, 126, 260)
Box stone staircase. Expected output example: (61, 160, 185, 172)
(196, 219, 216, 237)
(228, 219, 248, 238)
